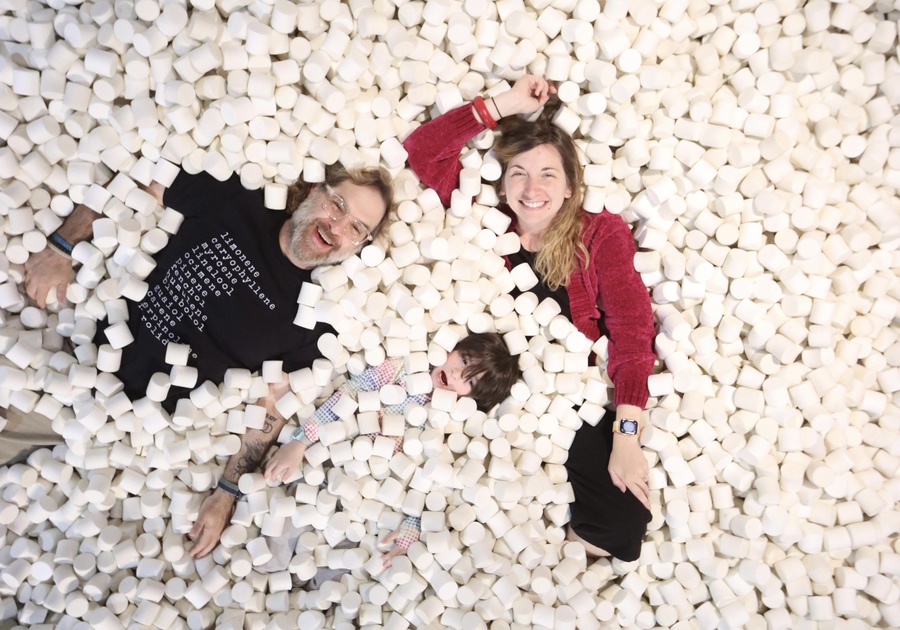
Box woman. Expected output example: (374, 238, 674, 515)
(404, 76, 656, 562)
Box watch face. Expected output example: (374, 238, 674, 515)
(621, 419, 638, 435)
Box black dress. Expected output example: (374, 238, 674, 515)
(508, 248, 651, 561)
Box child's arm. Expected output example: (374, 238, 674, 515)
(379, 516, 421, 567)
(292, 359, 406, 445)
(263, 440, 307, 482)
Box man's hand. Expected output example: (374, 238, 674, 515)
(187, 381, 290, 557)
(264, 440, 307, 483)
(24, 247, 72, 308)
(188, 489, 236, 558)
(492, 75, 556, 118)
(608, 434, 650, 511)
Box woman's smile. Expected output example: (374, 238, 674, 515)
(502, 143, 572, 228)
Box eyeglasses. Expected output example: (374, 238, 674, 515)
(323, 185, 372, 245)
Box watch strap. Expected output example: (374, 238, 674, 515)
(216, 478, 244, 499)
(48, 232, 75, 258)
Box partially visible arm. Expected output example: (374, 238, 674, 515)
(592, 214, 656, 409)
(295, 359, 404, 444)
(587, 215, 655, 510)
(189, 384, 288, 558)
(609, 403, 650, 510)
(403, 105, 487, 207)
(480, 75, 555, 125)
(380, 516, 422, 567)
(404, 75, 555, 207)
(142, 180, 165, 205)
(24, 204, 93, 308)
(265, 361, 406, 482)
(24, 177, 165, 308)
(52, 203, 98, 246)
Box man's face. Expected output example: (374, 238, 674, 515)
(285, 181, 386, 268)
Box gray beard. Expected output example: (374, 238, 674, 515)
(287, 194, 348, 268)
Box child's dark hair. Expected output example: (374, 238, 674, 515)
(455, 332, 521, 412)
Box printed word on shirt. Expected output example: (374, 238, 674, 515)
(139, 232, 274, 344)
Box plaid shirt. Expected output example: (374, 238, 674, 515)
(394, 516, 421, 550)
(292, 358, 431, 449)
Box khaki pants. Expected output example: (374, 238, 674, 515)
(0, 406, 64, 466)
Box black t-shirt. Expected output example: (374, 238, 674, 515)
(106, 170, 330, 409)
(507, 247, 572, 320)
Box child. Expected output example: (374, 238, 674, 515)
(264, 332, 520, 564)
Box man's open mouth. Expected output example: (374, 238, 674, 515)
(438, 370, 448, 386)
(315, 224, 334, 247)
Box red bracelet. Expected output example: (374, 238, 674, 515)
(473, 95, 497, 130)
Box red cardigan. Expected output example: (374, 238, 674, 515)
(404, 105, 656, 409)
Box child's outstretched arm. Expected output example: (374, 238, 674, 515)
(264, 359, 406, 483)
(296, 358, 405, 441)
(379, 516, 422, 567)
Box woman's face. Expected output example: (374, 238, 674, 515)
(500, 143, 572, 229)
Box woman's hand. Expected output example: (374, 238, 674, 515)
(492, 75, 556, 118)
(264, 440, 307, 482)
(24, 247, 72, 308)
(608, 434, 651, 511)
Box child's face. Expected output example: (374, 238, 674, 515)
(431, 350, 476, 397)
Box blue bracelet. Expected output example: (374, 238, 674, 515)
(216, 478, 244, 499)
(48, 232, 75, 257)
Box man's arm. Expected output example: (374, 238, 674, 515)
(24, 179, 166, 308)
(25, 203, 99, 308)
(188, 385, 289, 558)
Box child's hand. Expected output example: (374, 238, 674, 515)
(264, 440, 307, 483)
(378, 516, 421, 567)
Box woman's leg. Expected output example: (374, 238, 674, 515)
(566, 525, 610, 557)
(564, 408, 651, 562)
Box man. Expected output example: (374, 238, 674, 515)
(14, 163, 393, 557)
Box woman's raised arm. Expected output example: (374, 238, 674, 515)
(403, 104, 487, 207)
(404, 75, 556, 207)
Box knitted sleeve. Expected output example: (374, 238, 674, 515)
(292, 358, 405, 444)
(402, 104, 487, 207)
(583, 213, 656, 409)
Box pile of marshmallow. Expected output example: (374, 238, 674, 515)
(0, 0, 898, 628)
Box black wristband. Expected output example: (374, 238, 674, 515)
(48, 232, 75, 256)
(216, 478, 244, 499)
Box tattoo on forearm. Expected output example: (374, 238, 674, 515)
(233, 440, 268, 478)
(263, 414, 277, 434)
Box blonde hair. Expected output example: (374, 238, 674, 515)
(286, 164, 395, 239)
(492, 113, 587, 290)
